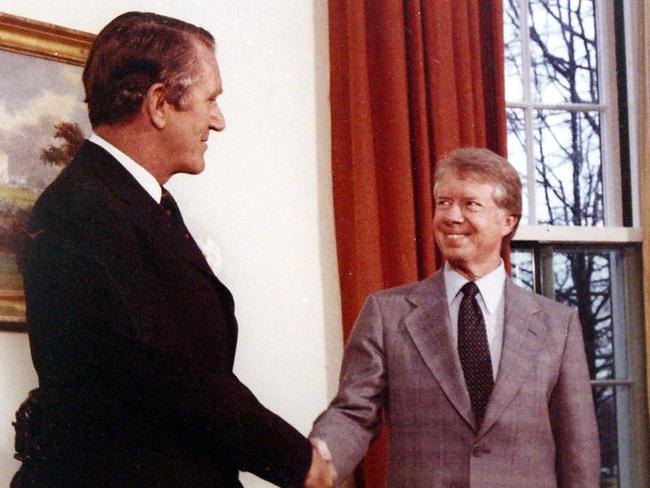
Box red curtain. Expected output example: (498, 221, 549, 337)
(328, 0, 506, 486)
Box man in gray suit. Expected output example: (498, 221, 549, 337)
(311, 148, 600, 487)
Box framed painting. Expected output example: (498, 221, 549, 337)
(0, 14, 93, 330)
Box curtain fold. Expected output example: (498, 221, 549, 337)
(328, 1, 506, 485)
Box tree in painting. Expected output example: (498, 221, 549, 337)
(40, 122, 85, 168)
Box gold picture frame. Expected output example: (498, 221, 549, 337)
(0, 13, 93, 66)
(0, 14, 93, 330)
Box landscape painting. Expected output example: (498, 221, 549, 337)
(0, 14, 93, 327)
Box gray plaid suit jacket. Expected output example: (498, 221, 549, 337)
(311, 270, 600, 488)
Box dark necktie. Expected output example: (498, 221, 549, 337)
(458, 281, 494, 428)
(160, 187, 184, 225)
(160, 187, 192, 242)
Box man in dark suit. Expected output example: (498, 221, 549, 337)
(311, 148, 600, 487)
(13, 11, 334, 488)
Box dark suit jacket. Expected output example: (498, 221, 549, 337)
(18, 141, 311, 487)
(312, 270, 600, 487)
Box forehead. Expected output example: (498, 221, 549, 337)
(193, 44, 221, 91)
(435, 171, 499, 198)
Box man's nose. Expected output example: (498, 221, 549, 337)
(210, 103, 225, 132)
(444, 203, 464, 222)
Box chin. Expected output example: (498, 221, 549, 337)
(444, 252, 471, 269)
(440, 246, 468, 259)
(445, 257, 476, 277)
(445, 254, 464, 265)
(187, 160, 206, 175)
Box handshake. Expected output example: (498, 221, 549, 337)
(304, 438, 337, 488)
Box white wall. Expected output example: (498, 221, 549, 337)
(0, 1, 343, 486)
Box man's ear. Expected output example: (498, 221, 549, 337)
(501, 213, 519, 237)
(143, 82, 168, 130)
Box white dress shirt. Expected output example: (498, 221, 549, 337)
(89, 133, 162, 203)
(443, 261, 506, 380)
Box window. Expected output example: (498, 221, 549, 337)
(505, 0, 622, 228)
(511, 244, 646, 486)
(504, 1, 649, 487)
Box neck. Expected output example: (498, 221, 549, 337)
(94, 124, 171, 184)
(447, 258, 502, 281)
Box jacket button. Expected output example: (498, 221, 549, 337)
(472, 445, 489, 457)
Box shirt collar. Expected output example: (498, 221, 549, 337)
(89, 133, 162, 203)
(443, 260, 506, 315)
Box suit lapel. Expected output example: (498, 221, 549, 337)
(404, 272, 476, 430)
(80, 141, 215, 277)
(479, 279, 545, 435)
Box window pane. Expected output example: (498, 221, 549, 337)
(504, 0, 524, 102)
(528, 0, 599, 104)
(551, 249, 628, 381)
(593, 385, 632, 488)
(506, 107, 530, 224)
(533, 109, 603, 226)
(510, 248, 534, 291)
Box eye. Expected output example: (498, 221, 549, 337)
(465, 201, 482, 210)
(436, 199, 451, 208)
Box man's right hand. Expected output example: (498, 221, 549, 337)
(303, 444, 336, 488)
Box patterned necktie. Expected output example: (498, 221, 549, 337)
(458, 281, 494, 428)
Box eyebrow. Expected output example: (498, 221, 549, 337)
(436, 192, 483, 198)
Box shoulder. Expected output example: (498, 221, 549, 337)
(369, 271, 443, 302)
(31, 142, 115, 226)
(505, 279, 575, 317)
(27, 143, 140, 261)
(354, 272, 444, 328)
(504, 279, 579, 348)
(29, 139, 157, 238)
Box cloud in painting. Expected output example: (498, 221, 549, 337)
(61, 64, 85, 86)
(0, 90, 78, 135)
(0, 89, 88, 192)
